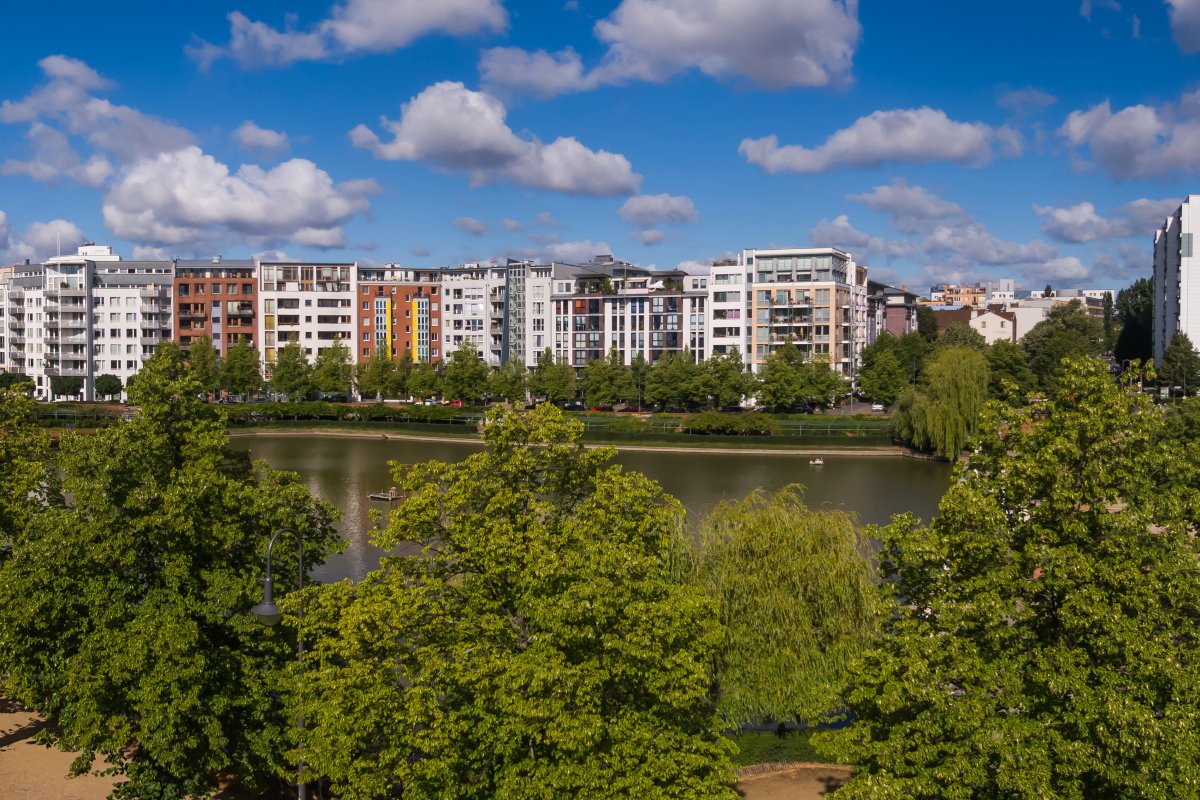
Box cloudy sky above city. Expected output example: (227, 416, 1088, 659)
(0, 0, 1197, 289)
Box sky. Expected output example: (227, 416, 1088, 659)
(1, 0, 1199, 292)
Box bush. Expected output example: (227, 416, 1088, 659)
(681, 411, 780, 436)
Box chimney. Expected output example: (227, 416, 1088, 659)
(212, 255, 222, 264)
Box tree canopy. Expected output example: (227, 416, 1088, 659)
(270, 339, 313, 400)
(220, 338, 262, 398)
(1160, 331, 1200, 395)
(1022, 300, 1106, 389)
(528, 348, 576, 405)
(823, 357, 1200, 798)
(1114, 277, 1152, 364)
(893, 345, 989, 459)
(443, 340, 490, 404)
(293, 405, 736, 798)
(311, 338, 353, 396)
(186, 335, 221, 398)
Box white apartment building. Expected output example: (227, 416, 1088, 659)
(258, 262, 357, 373)
(441, 262, 507, 366)
(709, 248, 868, 376)
(1153, 198, 1200, 363)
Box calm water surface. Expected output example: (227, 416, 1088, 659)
(239, 434, 953, 583)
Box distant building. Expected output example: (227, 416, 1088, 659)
(1152, 197, 1199, 364)
(258, 261, 357, 375)
(173, 257, 257, 354)
(355, 264, 442, 364)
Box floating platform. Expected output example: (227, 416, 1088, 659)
(369, 487, 403, 502)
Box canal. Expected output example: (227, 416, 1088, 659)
(238, 434, 954, 583)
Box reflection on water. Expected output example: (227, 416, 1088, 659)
(238, 435, 953, 583)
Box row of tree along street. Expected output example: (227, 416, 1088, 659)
(4, 349, 1200, 798)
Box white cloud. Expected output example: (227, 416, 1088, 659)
(1024, 256, 1090, 282)
(1114, 196, 1180, 232)
(507, 238, 612, 264)
(1058, 90, 1200, 179)
(998, 87, 1056, 112)
(1167, 0, 1200, 53)
(411, 244, 432, 257)
(500, 217, 524, 231)
(234, 121, 290, 156)
(453, 216, 487, 236)
(482, 0, 859, 97)
(619, 193, 697, 226)
(1033, 201, 1132, 243)
(923, 221, 1056, 266)
(535, 211, 560, 227)
(102, 146, 375, 248)
(740, 108, 1009, 174)
(632, 228, 665, 245)
(191, 0, 507, 69)
(350, 81, 641, 196)
(0, 122, 113, 187)
(847, 179, 969, 234)
(4, 218, 87, 262)
(1091, 242, 1150, 280)
(132, 245, 172, 260)
(809, 214, 916, 262)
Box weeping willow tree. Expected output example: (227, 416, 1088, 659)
(687, 486, 878, 728)
(893, 345, 989, 459)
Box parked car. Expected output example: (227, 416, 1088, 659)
(588, 405, 613, 412)
(559, 401, 585, 412)
(871, 402, 885, 412)
(445, 399, 464, 407)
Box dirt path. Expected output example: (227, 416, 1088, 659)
(737, 764, 852, 799)
(0, 699, 116, 800)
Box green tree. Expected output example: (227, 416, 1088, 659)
(488, 358, 527, 405)
(186, 335, 221, 398)
(935, 322, 987, 351)
(630, 352, 650, 408)
(1160, 330, 1200, 396)
(94, 374, 123, 401)
(916, 305, 939, 342)
(355, 348, 397, 401)
(407, 361, 440, 401)
(1102, 290, 1116, 351)
(581, 348, 634, 407)
(0, 386, 52, 563)
(859, 332, 898, 373)
(689, 486, 876, 728)
(270, 339, 313, 401)
(0, 344, 341, 799)
(646, 350, 704, 410)
(797, 358, 849, 409)
(312, 338, 353, 396)
(443, 340, 490, 405)
(221, 339, 262, 399)
(893, 346, 989, 459)
(294, 406, 736, 798)
(985, 339, 1036, 402)
(49, 375, 83, 398)
(528, 348, 576, 405)
(1021, 300, 1106, 389)
(1114, 278, 1153, 364)
(1043, 282, 1054, 297)
(893, 331, 931, 384)
(699, 348, 753, 409)
(756, 343, 803, 411)
(823, 358, 1200, 798)
(856, 347, 907, 405)
(0, 372, 30, 390)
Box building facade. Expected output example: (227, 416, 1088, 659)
(173, 257, 257, 354)
(258, 261, 357, 374)
(355, 264, 443, 364)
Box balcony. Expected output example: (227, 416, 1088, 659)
(140, 287, 170, 300)
(46, 365, 88, 377)
(140, 303, 169, 315)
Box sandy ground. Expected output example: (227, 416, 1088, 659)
(3, 699, 849, 799)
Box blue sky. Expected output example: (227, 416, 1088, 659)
(1, 0, 1198, 291)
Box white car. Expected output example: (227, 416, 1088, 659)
(871, 403, 885, 412)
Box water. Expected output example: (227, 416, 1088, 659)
(238, 434, 953, 583)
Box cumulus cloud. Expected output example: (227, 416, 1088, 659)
(618, 193, 697, 226)
(632, 228, 666, 245)
(1024, 256, 1090, 283)
(1092, 242, 1150, 280)
(809, 214, 916, 262)
(1167, 0, 1200, 53)
(190, 0, 507, 69)
(500, 217, 524, 231)
(350, 81, 641, 196)
(923, 222, 1056, 267)
(234, 121, 290, 156)
(102, 146, 376, 248)
(482, 0, 859, 97)
(1, 122, 113, 186)
(847, 178, 970, 234)
(1058, 89, 1200, 179)
(1115, 196, 1180, 232)
(3, 217, 87, 262)
(535, 211, 560, 227)
(740, 108, 1012, 174)
(1033, 201, 1133, 243)
(506, 238, 613, 264)
(453, 216, 487, 236)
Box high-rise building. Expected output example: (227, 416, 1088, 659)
(354, 264, 443, 364)
(173, 257, 257, 354)
(1152, 196, 1198, 364)
(258, 261, 356, 374)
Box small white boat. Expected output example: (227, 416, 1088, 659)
(809, 458, 824, 466)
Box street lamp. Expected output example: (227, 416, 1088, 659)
(251, 527, 308, 800)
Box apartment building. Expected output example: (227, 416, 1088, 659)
(710, 248, 868, 375)
(928, 282, 988, 307)
(258, 262, 356, 373)
(174, 257, 257, 354)
(866, 281, 919, 343)
(355, 264, 443, 363)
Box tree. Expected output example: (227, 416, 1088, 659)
(756, 343, 803, 411)
(528, 348, 576, 405)
(688, 486, 876, 728)
(270, 339, 313, 401)
(355, 348, 397, 401)
(916, 305, 939, 342)
(1160, 330, 1200, 396)
(0, 372, 30, 390)
(406, 361, 440, 401)
(312, 338, 353, 396)
(935, 322, 987, 351)
(700, 348, 753, 409)
(797, 358, 849, 409)
(856, 347, 907, 405)
(49, 375, 83, 398)
(581, 349, 634, 407)
(487, 358, 527, 405)
(186, 335, 221, 399)
(442, 340, 490, 405)
(1043, 282, 1054, 297)
(647, 349, 706, 410)
(985, 339, 1036, 402)
(94, 374, 123, 401)
(822, 358, 1200, 798)
(893, 331, 931, 385)
(893, 345, 989, 459)
(1114, 278, 1153, 364)
(1021, 300, 1106, 390)
(1102, 290, 1116, 351)
(0, 344, 341, 799)
(0, 386, 52, 564)
(293, 406, 736, 798)
(630, 352, 650, 408)
(221, 339, 262, 399)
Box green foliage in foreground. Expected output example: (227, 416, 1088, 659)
(822, 358, 1200, 799)
(681, 411, 780, 436)
(728, 729, 829, 767)
(292, 405, 737, 799)
(0, 345, 342, 799)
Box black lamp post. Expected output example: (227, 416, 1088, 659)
(251, 527, 308, 800)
